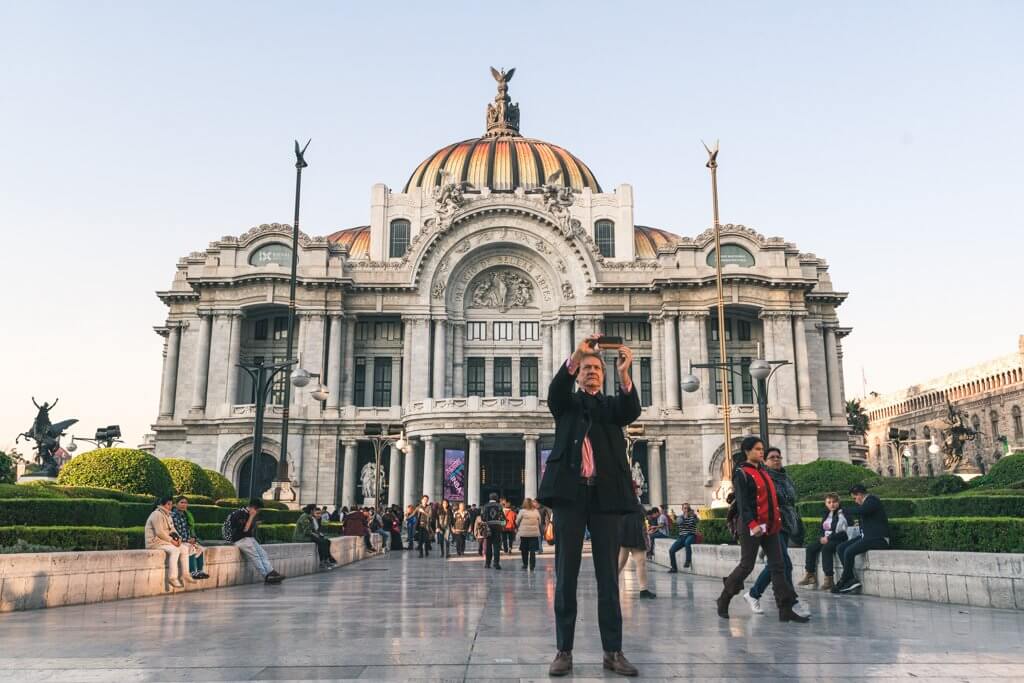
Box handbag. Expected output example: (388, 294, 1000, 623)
(694, 532, 704, 544)
(544, 521, 555, 543)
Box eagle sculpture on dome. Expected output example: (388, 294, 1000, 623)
(486, 66, 520, 136)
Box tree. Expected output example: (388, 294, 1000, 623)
(0, 450, 15, 485)
(846, 399, 869, 435)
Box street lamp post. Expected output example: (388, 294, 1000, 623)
(67, 425, 123, 452)
(887, 427, 941, 478)
(681, 358, 791, 449)
(363, 424, 408, 507)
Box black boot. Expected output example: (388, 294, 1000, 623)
(779, 604, 810, 623)
(716, 590, 732, 619)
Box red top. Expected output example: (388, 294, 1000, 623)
(740, 462, 782, 535)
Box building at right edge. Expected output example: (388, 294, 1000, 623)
(860, 336, 1024, 477)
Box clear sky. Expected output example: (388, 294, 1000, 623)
(2, 2, 1022, 451)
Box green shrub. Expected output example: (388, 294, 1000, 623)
(928, 474, 969, 496)
(0, 499, 126, 527)
(0, 539, 63, 554)
(193, 523, 305, 543)
(161, 459, 214, 497)
(887, 517, 1024, 553)
(0, 526, 144, 551)
(57, 448, 173, 498)
(0, 451, 15, 485)
(55, 486, 153, 503)
(0, 483, 65, 499)
(969, 453, 1024, 489)
(914, 496, 1024, 518)
(205, 470, 236, 500)
(796, 497, 917, 519)
(179, 494, 215, 505)
(869, 477, 938, 498)
(214, 498, 289, 511)
(695, 518, 733, 544)
(787, 460, 881, 500)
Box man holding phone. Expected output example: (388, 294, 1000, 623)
(538, 334, 642, 677)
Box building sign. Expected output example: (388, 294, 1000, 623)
(249, 243, 293, 267)
(706, 244, 755, 268)
(443, 449, 466, 502)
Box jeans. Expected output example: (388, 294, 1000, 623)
(406, 523, 416, 549)
(154, 543, 190, 582)
(437, 530, 449, 557)
(377, 530, 390, 551)
(235, 537, 274, 578)
(837, 536, 890, 585)
(502, 529, 515, 553)
(722, 531, 796, 610)
(750, 532, 795, 600)
(187, 543, 206, 575)
(668, 534, 697, 570)
(805, 537, 842, 576)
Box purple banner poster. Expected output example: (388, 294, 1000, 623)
(443, 449, 466, 502)
(539, 449, 552, 482)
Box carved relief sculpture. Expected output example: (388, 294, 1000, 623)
(468, 269, 535, 312)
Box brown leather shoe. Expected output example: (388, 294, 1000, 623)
(548, 651, 572, 677)
(797, 571, 817, 587)
(603, 651, 638, 677)
(820, 576, 834, 591)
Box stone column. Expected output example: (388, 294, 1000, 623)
(432, 320, 447, 399)
(159, 323, 182, 418)
(409, 317, 430, 402)
(560, 318, 573, 359)
(388, 443, 402, 508)
(341, 439, 358, 507)
(467, 435, 482, 506)
(326, 314, 343, 409)
(541, 322, 554, 389)
(648, 439, 664, 507)
(760, 313, 780, 406)
(422, 436, 436, 503)
(523, 433, 539, 499)
(404, 439, 419, 506)
(649, 316, 663, 410)
(365, 357, 376, 407)
(792, 313, 813, 412)
(391, 356, 402, 408)
(190, 313, 212, 413)
(823, 324, 844, 418)
(342, 318, 356, 406)
(662, 313, 680, 409)
(401, 317, 413, 405)
(451, 322, 465, 398)
(769, 313, 798, 412)
(677, 313, 703, 411)
(696, 314, 712, 405)
(511, 357, 521, 398)
(225, 313, 242, 407)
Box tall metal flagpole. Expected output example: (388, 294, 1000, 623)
(273, 139, 310, 501)
(704, 140, 734, 484)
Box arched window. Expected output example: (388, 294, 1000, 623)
(1013, 405, 1023, 442)
(595, 220, 615, 257)
(389, 219, 410, 258)
(874, 438, 881, 460)
(971, 414, 981, 433)
(990, 410, 1000, 441)
(910, 428, 918, 456)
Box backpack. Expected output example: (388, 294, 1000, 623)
(726, 500, 741, 543)
(482, 503, 504, 528)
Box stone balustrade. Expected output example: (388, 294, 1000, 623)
(0, 536, 372, 613)
(652, 538, 1024, 610)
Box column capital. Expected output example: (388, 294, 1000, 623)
(297, 309, 327, 319)
(401, 314, 431, 323)
(646, 438, 665, 447)
(679, 310, 710, 321)
(522, 433, 540, 443)
(758, 310, 792, 321)
(421, 435, 435, 444)
(818, 321, 840, 332)
(466, 434, 483, 443)
(341, 438, 359, 447)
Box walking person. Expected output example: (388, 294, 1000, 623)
(502, 499, 517, 553)
(538, 334, 642, 677)
(516, 498, 542, 571)
(414, 495, 436, 557)
(618, 484, 655, 599)
(473, 511, 490, 562)
(799, 493, 852, 591)
(481, 493, 505, 569)
(716, 437, 807, 623)
(452, 502, 470, 556)
(146, 495, 194, 588)
(537, 503, 551, 553)
(743, 447, 810, 618)
(404, 504, 417, 551)
(666, 503, 699, 573)
(436, 499, 453, 558)
(833, 484, 891, 594)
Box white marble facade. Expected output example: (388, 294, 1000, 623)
(151, 71, 852, 509)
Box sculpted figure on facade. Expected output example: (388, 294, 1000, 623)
(432, 170, 476, 234)
(469, 269, 534, 312)
(533, 169, 582, 238)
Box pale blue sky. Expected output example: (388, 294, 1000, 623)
(2, 2, 1022, 450)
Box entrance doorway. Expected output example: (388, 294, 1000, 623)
(238, 452, 278, 499)
(481, 450, 524, 505)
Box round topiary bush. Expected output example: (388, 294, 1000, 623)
(786, 459, 882, 500)
(970, 453, 1024, 489)
(204, 469, 236, 500)
(57, 448, 173, 498)
(927, 473, 968, 496)
(161, 459, 213, 497)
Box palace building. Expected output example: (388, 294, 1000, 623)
(149, 69, 852, 508)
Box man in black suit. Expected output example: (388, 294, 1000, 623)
(538, 334, 642, 677)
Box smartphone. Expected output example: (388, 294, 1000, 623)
(595, 335, 623, 349)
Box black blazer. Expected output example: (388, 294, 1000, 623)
(536, 361, 641, 514)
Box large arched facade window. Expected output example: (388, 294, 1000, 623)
(389, 219, 410, 258)
(595, 220, 615, 257)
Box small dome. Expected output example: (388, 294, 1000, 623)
(403, 67, 601, 194)
(634, 225, 681, 259)
(327, 225, 370, 258)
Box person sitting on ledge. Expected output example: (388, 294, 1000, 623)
(227, 498, 285, 584)
(342, 505, 374, 552)
(799, 492, 852, 591)
(171, 496, 209, 580)
(667, 503, 699, 572)
(833, 484, 891, 595)
(294, 503, 336, 570)
(145, 495, 195, 589)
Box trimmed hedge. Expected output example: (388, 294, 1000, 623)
(0, 499, 301, 528)
(47, 485, 153, 503)
(58, 448, 173, 498)
(0, 483, 65, 499)
(787, 460, 881, 500)
(0, 526, 144, 551)
(205, 470, 237, 500)
(179, 494, 215, 505)
(869, 477, 940, 499)
(796, 495, 1024, 520)
(970, 453, 1024, 489)
(162, 459, 213, 498)
(215, 498, 289, 511)
(928, 474, 968, 496)
(796, 498, 917, 519)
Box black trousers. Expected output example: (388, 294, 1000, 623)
(805, 537, 841, 576)
(416, 528, 433, 554)
(453, 532, 467, 555)
(312, 536, 333, 563)
(837, 536, 890, 584)
(485, 532, 501, 567)
(722, 531, 796, 610)
(521, 548, 536, 569)
(553, 484, 622, 653)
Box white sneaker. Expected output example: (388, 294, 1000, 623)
(793, 601, 811, 618)
(742, 592, 764, 615)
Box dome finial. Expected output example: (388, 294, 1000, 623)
(485, 66, 520, 137)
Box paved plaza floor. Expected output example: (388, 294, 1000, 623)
(1, 545, 1022, 682)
